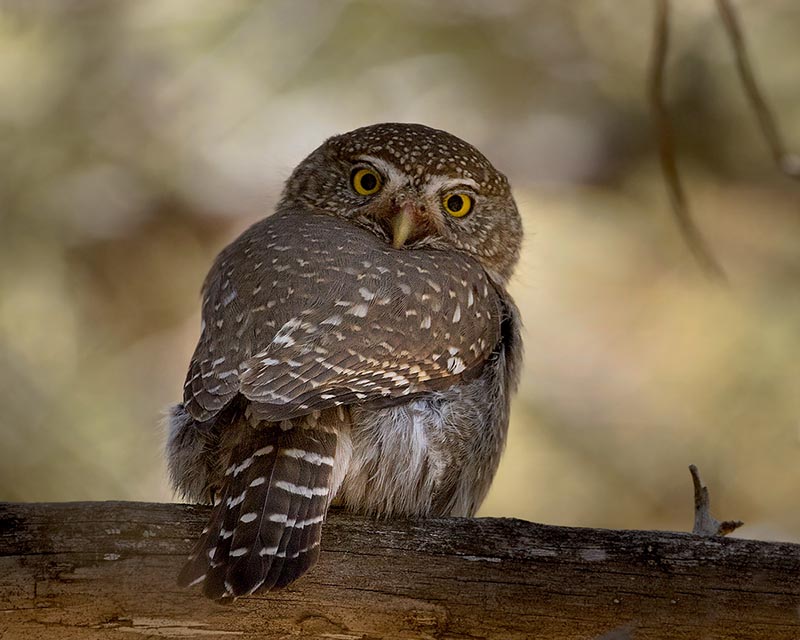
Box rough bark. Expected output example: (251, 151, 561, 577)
(1, 501, 798, 639)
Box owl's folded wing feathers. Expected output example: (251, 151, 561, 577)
(238, 279, 502, 421)
(183, 212, 503, 423)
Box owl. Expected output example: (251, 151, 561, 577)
(166, 122, 523, 599)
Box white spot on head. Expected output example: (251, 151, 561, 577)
(420, 315, 432, 329)
(358, 287, 375, 301)
(452, 304, 461, 323)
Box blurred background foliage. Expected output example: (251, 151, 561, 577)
(1, 0, 798, 541)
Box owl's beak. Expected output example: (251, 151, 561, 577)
(390, 202, 418, 249)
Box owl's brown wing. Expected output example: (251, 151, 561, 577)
(183, 211, 503, 423)
(239, 260, 502, 421)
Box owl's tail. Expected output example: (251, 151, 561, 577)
(178, 425, 337, 599)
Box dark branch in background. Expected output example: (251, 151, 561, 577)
(716, 0, 800, 180)
(648, 0, 727, 280)
(649, 0, 800, 279)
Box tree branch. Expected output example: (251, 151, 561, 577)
(649, 0, 727, 281)
(2, 501, 799, 639)
(690, 463, 744, 536)
(715, 0, 800, 180)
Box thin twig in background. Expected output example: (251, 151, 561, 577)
(648, 0, 726, 280)
(689, 464, 744, 537)
(716, 0, 800, 180)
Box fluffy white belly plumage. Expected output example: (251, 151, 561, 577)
(331, 368, 508, 518)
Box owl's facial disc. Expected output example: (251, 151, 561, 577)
(352, 155, 483, 248)
(349, 156, 429, 248)
(385, 177, 478, 248)
(278, 123, 521, 282)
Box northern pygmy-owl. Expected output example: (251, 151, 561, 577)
(167, 122, 523, 599)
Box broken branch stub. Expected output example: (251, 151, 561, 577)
(689, 463, 744, 537)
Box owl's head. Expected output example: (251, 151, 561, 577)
(279, 123, 522, 284)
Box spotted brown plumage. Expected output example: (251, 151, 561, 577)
(184, 211, 502, 423)
(167, 122, 524, 599)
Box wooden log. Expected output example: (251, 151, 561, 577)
(1, 501, 799, 639)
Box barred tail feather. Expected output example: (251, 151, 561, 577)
(177, 438, 277, 597)
(272, 434, 335, 588)
(178, 426, 337, 599)
(267, 431, 336, 590)
(208, 438, 285, 599)
(257, 439, 311, 591)
(273, 483, 327, 589)
(226, 435, 302, 595)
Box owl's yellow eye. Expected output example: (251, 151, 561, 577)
(351, 167, 382, 196)
(442, 192, 473, 218)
